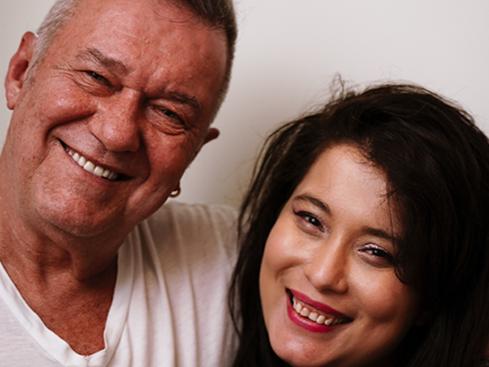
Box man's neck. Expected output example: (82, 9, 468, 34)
(0, 190, 122, 284)
(0, 187, 119, 355)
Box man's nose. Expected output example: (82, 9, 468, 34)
(303, 236, 349, 294)
(88, 90, 142, 153)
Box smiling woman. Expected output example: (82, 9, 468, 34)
(259, 144, 419, 367)
(229, 83, 489, 367)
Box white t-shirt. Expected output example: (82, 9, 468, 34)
(0, 202, 238, 367)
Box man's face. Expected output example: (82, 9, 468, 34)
(2, 0, 227, 238)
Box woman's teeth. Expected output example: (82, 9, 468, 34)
(66, 148, 119, 180)
(292, 297, 347, 326)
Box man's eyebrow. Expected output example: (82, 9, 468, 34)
(164, 91, 201, 112)
(76, 48, 201, 112)
(76, 48, 128, 75)
(294, 194, 331, 215)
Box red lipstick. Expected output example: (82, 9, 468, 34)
(290, 289, 346, 318)
(286, 289, 351, 333)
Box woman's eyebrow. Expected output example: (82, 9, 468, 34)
(294, 194, 331, 215)
(362, 226, 399, 243)
(294, 194, 400, 242)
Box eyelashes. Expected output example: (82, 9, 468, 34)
(292, 208, 395, 266)
(85, 70, 110, 86)
(359, 244, 395, 265)
(150, 105, 188, 130)
(293, 210, 325, 233)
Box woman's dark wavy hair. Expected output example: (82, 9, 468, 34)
(229, 83, 489, 367)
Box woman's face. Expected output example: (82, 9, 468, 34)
(259, 144, 419, 367)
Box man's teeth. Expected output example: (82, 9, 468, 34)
(292, 297, 346, 326)
(66, 148, 118, 180)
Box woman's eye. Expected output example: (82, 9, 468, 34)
(365, 247, 388, 257)
(360, 244, 394, 265)
(294, 210, 324, 232)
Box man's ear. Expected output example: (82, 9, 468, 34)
(203, 127, 220, 145)
(5, 32, 38, 110)
(191, 127, 220, 161)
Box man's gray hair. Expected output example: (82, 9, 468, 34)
(177, 0, 237, 73)
(32, 0, 237, 97)
(33, 0, 80, 63)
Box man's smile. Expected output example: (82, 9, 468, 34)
(60, 141, 129, 182)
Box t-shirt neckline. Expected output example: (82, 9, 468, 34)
(0, 239, 135, 367)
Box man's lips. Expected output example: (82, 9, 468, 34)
(60, 140, 130, 181)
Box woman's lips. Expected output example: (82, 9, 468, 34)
(289, 289, 348, 318)
(286, 288, 352, 333)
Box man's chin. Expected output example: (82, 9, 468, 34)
(35, 204, 129, 240)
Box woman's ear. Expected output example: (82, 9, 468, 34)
(5, 32, 38, 110)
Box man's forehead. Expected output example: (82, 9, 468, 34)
(51, 0, 220, 52)
(70, 0, 202, 25)
(39, 0, 227, 115)
(49, 0, 223, 57)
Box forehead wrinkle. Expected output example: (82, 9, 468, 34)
(76, 47, 129, 75)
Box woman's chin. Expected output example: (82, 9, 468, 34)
(269, 336, 331, 367)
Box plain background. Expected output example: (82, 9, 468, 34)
(1, 0, 488, 207)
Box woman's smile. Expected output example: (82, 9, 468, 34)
(286, 288, 352, 333)
(259, 144, 418, 367)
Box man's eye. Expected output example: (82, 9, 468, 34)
(160, 108, 179, 120)
(153, 106, 187, 128)
(86, 71, 110, 85)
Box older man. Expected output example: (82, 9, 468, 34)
(0, 0, 237, 366)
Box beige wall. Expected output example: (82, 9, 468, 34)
(2, 0, 489, 207)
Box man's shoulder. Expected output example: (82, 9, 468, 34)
(147, 201, 237, 234)
(150, 200, 236, 221)
(137, 201, 238, 264)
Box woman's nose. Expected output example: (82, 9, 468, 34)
(303, 236, 349, 294)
